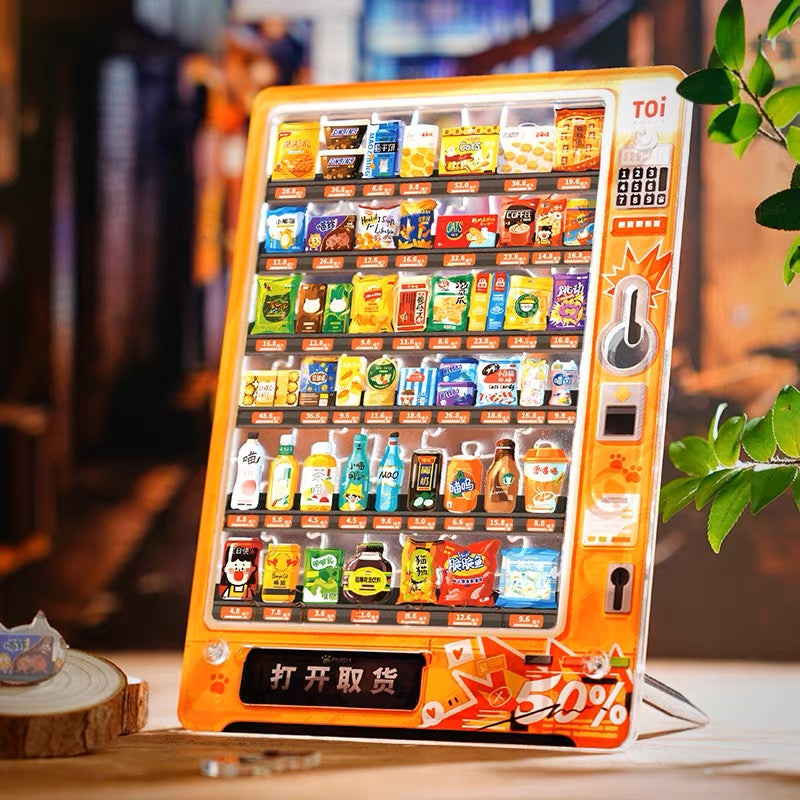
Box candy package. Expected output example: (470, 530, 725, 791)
(397, 538, 439, 605)
(239, 370, 276, 407)
(272, 121, 319, 180)
(435, 539, 499, 607)
(428, 273, 473, 332)
(436, 356, 478, 385)
(363, 120, 404, 178)
(394, 275, 431, 332)
(355, 203, 400, 250)
(397, 198, 437, 249)
(250, 274, 301, 334)
(504, 275, 553, 331)
(363, 356, 399, 406)
(319, 150, 364, 180)
(321, 283, 353, 333)
(548, 273, 589, 331)
(264, 206, 306, 252)
(348, 274, 398, 333)
(435, 382, 476, 406)
(322, 118, 369, 150)
(496, 547, 559, 608)
(295, 283, 327, 333)
(476, 355, 522, 406)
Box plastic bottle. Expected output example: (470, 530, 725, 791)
(374, 432, 405, 513)
(339, 433, 370, 512)
(484, 438, 520, 513)
(265, 433, 299, 511)
(299, 441, 337, 512)
(230, 433, 267, 511)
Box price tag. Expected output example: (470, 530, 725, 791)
(350, 609, 381, 624)
(466, 335, 500, 350)
(486, 517, 514, 533)
(503, 178, 537, 192)
(429, 336, 462, 350)
(306, 608, 337, 623)
(496, 251, 530, 266)
(323, 184, 356, 198)
(557, 176, 592, 190)
(508, 613, 544, 628)
(300, 410, 330, 425)
(301, 515, 330, 529)
(526, 518, 556, 532)
(547, 410, 576, 425)
(549, 334, 580, 349)
(301, 337, 334, 352)
(254, 339, 287, 353)
(517, 410, 546, 424)
(355, 255, 389, 269)
(391, 336, 425, 350)
(398, 410, 432, 424)
(442, 252, 476, 267)
(437, 409, 471, 424)
(264, 514, 293, 528)
(444, 517, 475, 531)
(339, 515, 368, 530)
(532, 251, 561, 265)
(351, 337, 384, 351)
(563, 250, 592, 264)
(395, 253, 428, 268)
(508, 335, 538, 350)
(226, 514, 259, 529)
(362, 183, 395, 197)
(332, 410, 361, 424)
(408, 516, 436, 531)
(373, 516, 402, 530)
(274, 185, 306, 200)
(363, 410, 394, 424)
(446, 180, 480, 194)
(312, 256, 344, 270)
(251, 410, 283, 424)
(220, 606, 253, 621)
(480, 410, 511, 424)
(263, 607, 293, 622)
(263, 257, 297, 270)
(448, 611, 482, 627)
(396, 610, 431, 625)
(399, 182, 432, 195)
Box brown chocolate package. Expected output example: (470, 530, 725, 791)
(295, 283, 327, 333)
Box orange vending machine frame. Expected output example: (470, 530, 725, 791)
(179, 67, 698, 750)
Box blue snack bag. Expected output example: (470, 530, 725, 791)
(496, 547, 559, 608)
(264, 206, 306, 252)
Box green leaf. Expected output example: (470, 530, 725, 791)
(747, 43, 775, 97)
(668, 435, 719, 477)
(708, 469, 752, 552)
(659, 476, 702, 521)
(695, 468, 743, 509)
(707, 402, 728, 441)
(715, 0, 746, 70)
(714, 414, 746, 466)
(792, 165, 800, 188)
(742, 410, 777, 461)
(794, 473, 800, 512)
(677, 68, 737, 104)
(733, 133, 756, 158)
(787, 126, 800, 163)
(755, 189, 800, 230)
(708, 103, 761, 143)
(764, 86, 800, 127)
(750, 464, 798, 513)
(708, 46, 725, 69)
(767, 0, 800, 40)
(783, 235, 800, 286)
(773, 385, 800, 457)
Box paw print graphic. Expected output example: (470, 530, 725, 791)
(623, 465, 642, 484)
(609, 453, 626, 470)
(209, 673, 229, 694)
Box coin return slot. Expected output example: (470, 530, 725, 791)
(603, 405, 638, 437)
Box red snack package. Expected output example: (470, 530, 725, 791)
(534, 195, 566, 248)
(499, 197, 538, 247)
(435, 539, 499, 606)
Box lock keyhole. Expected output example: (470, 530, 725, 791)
(610, 566, 630, 611)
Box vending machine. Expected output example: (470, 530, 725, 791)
(179, 66, 699, 750)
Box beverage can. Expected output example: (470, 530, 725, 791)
(407, 449, 443, 511)
(443, 454, 483, 514)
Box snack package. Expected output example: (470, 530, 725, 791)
(397, 538, 439, 604)
(436, 356, 478, 385)
(394, 275, 431, 332)
(217, 537, 262, 601)
(498, 197, 538, 248)
(319, 150, 365, 180)
(476, 355, 522, 406)
(428, 274, 473, 332)
(348, 273, 398, 333)
(498, 124, 555, 174)
(519, 357, 549, 407)
(486, 272, 508, 331)
(548, 272, 589, 331)
(298, 356, 338, 407)
(335, 355, 367, 406)
(355, 203, 401, 250)
(397, 198, 437, 249)
(549, 359, 579, 406)
(399, 124, 438, 178)
(435, 539, 499, 607)
(272, 121, 320, 181)
(305, 213, 356, 252)
(250, 274, 301, 334)
(503, 275, 553, 331)
(553, 107, 604, 171)
(363, 356, 399, 406)
(496, 547, 559, 608)
(467, 272, 490, 331)
(433, 214, 497, 248)
(435, 382, 476, 406)
(295, 283, 327, 334)
(363, 120, 404, 178)
(261, 543, 302, 603)
(534, 196, 566, 247)
(322, 283, 353, 333)
(322, 118, 369, 150)
(239, 370, 277, 407)
(397, 366, 437, 406)
(264, 206, 306, 252)
(302, 548, 344, 604)
(563, 199, 595, 247)
(439, 125, 500, 175)
(274, 369, 300, 407)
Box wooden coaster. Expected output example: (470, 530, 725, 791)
(0, 650, 148, 758)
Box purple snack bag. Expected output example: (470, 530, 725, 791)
(305, 214, 356, 252)
(547, 272, 589, 331)
(435, 382, 476, 406)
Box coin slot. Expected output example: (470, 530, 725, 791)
(605, 564, 633, 614)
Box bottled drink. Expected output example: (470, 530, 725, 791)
(374, 432, 405, 512)
(265, 433, 299, 511)
(299, 441, 337, 512)
(230, 433, 266, 510)
(339, 433, 370, 512)
(484, 438, 520, 513)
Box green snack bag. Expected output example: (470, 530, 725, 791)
(322, 283, 353, 333)
(251, 274, 301, 334)
(427, 273, 473, 332)
(302, 548, 344, 604)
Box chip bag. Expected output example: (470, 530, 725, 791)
(428, 273, 473, 332)
(397, 538, 439, 605)
(503, 275, 553, 331)
(355, 203, 400, 250)
(496, 547, 559, 608)
(272, 121, 319, 181)
(435, 539, 499, 606)
(250, 274, 301, 334)
(348, 273, 398, 333)
(397, 198, 437, 249)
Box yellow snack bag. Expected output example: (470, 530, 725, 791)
(439, 125, 500, 175)
(272, 121, 320, 180)
(348, 274, 398, 333)
(503, 275, 553, 331)
(335, 355, 367, 406)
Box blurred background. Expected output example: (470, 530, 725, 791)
(0, 0, 798, 659)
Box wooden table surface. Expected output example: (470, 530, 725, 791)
(3, 653, 799, 799)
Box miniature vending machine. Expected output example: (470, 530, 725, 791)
(179, 67, 698, 750)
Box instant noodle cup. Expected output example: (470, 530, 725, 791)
(272, 121, 319, 180)
(348, 273, 398, 333)
(498, 124, 555, 174)
(399, 124, 438, 178)
(439, 125, 500, 175)
(553, 107, 604, 171)
(523, 441, 569, 513)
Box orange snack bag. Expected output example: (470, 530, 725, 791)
(272, 121, 320, 180)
